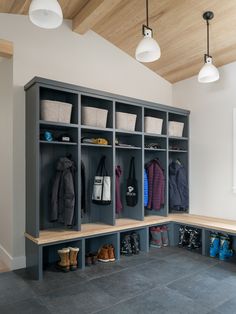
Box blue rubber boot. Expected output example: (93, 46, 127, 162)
(219, 235, 233, 261)
(209, 233, 220, 257)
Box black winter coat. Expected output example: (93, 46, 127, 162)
(51, 157, 76, 226)
(169, 161, 189, 211)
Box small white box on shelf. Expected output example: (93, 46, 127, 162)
(41, 100, 72, 123)
(168, 121, 184, 137)
(81, 106, 108, 128)
(116, 112, 137, 131)
(144, 116, 163, 134)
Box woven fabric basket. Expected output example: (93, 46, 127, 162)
(168, 121, 184, 137)
(116, 112, 137, 131)
(41, 100, 72, 123)
(81, 106, 108, 128)
(144, 116, 163, 134)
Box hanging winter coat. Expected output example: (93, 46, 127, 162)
(144, 169, 148, 207)
(51, 157, 76, 226)
(169, 160, 189, 211)
(115, 165, 123, 214)
(146, 159, 165, 210)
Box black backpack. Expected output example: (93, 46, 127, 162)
(126, 157, 138, 207)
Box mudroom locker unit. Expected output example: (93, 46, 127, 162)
(25, 77, 190, 279)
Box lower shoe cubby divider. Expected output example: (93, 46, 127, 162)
(85, 233, 120, 264)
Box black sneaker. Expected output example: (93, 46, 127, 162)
(130, 233, 140, 254)
(121, 235, 133, 256)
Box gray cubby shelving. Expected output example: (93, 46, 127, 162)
(25, 77, 190, 279)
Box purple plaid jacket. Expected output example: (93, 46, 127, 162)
(146, 160, 165, 210)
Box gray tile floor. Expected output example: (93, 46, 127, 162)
(1, 247, 236, 314)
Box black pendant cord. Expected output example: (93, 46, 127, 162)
(207, 19, 210, 57)
(146, 0, 149, 28)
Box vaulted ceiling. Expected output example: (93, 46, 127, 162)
(1, 0, 236, 83)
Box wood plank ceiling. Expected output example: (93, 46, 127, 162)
(1, 0, 236, 83)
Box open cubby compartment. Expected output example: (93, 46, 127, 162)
(116, 132, 142, 149)
(120, 228, 149, 253)
(81, 127, 113, 147)
(40, 143, 79, 231)
(149, 223, 172, 247)
(144, 108, 167, 135)
(168, 112, 188, 138)
(40, 124, 78, 145)
(144, 150, 167, 217)
(172, 223, 203, 254)
(145, 134, 167, 151)
(115, 148, 143, 221)
(81, 94, 113, 129)
(168, 151, 189, 213)
(43, 239, 84, 271)
(115, 101, 142, 132)
(40, 86, 79, 125)
(85, 233, 120, 262)
(202, 229, 236, 261)
(81, 146, 114, 225)
(169, 138, 188, 152)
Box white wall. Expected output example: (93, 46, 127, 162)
(0, 58, 13, 266)
(173, 62, 236, 220)
(0, 13, 172, 268)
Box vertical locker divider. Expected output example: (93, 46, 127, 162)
(77, 92, 81, 231)
(166, 112, 170, 215)
(141, 106, 145, 220)
(112, 100, 116, 225)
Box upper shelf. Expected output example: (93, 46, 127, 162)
(40, 120, 78, 129)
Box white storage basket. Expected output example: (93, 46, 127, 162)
(144, 116, 163, 134)
(116, 112, 137, 131)
(168, 121, 184, 137)
(41, 100, 72, 123)
(81, 106, 108, 128)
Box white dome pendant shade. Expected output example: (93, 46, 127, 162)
(198, 11, 219, 83)
(29, 0, 63, 29)
(198, 56, 219, 83)
(135, 28, 161, 63)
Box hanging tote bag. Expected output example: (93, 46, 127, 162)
(92, 156, 111, 205)
(126, 157, 138, 207)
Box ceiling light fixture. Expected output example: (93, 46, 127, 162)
(198, 11, 219, 83)
(29, 0, 63, 29)
(135, 0, 161, 63)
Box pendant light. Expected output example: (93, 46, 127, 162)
(29, 0, 63, 29)
(135, 0, 161, 63)
(198, 11, 219, 83)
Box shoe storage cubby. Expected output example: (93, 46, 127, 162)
(149, 224, 171, 249)
(85, 233, 120, 262)
(42, 239, 84, 271)
(171, 224, 203, 254)
(120, 228, 149, 253)
(202, 229, 236, 261)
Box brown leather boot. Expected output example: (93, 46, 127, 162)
(69, 247, 80, 271)
(97, 246, 109, 262)
(57, 248, 70, 272)
(108, 245, 115, 262)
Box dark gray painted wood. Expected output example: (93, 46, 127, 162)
(26, 238, 42, 280)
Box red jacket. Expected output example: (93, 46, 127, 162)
(146, 159, 165, 210)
